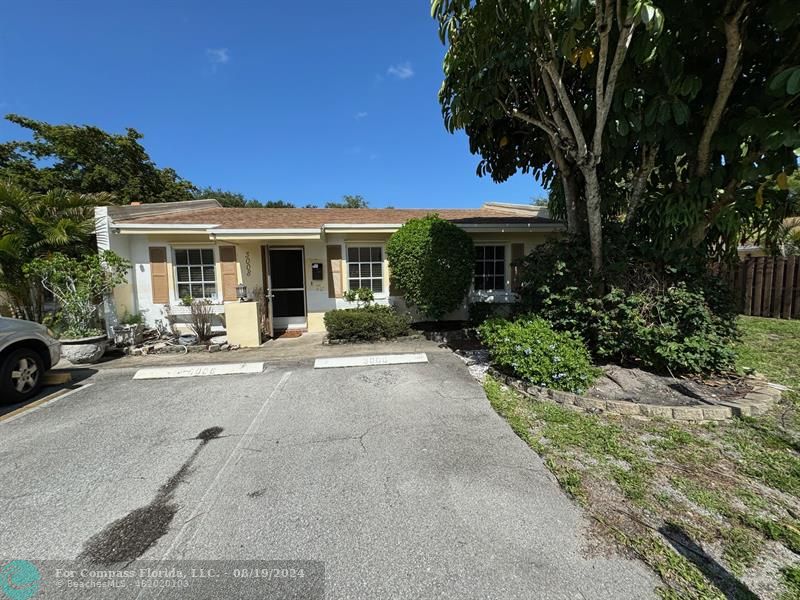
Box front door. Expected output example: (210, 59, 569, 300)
(267, 248, 306, 331)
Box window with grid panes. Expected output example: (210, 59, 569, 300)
(347, 246, 384, 293)
(175, 248, 217, 300)
(474, 245, 506, 291)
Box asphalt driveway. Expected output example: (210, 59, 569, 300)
(0, 350, 656, 599)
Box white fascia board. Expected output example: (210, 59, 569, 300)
(114, 223, 220, 230)
(212, 228, 321, 235)
(323, 223, 403, 230)
(455, 222, 566, 232)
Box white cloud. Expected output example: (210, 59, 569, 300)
(354, 111, 368, 120)
(387, 61, 414, 80)
(206, 48, 230, 70)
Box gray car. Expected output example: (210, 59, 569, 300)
(0, 317, 61, 403)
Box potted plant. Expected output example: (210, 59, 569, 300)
(112, 311, 145, 347)
(26, 250, 130, 363)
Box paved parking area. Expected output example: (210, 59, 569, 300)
(0, 351, 656, 599)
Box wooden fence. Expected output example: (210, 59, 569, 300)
(728, 256, 800, 319)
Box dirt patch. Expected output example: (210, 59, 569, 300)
(78, 426, 224, 565)
(587, 366, 753, 407)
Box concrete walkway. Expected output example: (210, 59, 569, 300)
(79, 332, 444, 371)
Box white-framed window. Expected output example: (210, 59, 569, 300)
(474, 245, 506, 291)
(174, 248, 217, 300)
(346, 246, 384, 294)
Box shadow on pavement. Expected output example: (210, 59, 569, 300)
(0, 367, 97, 417)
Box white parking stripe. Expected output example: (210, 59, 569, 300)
(314, 353, 428, 369)
(132, 362, 265, 380)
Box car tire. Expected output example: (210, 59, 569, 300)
(1, 348, 45, 404)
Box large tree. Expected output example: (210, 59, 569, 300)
(0, 181, 106, 320)
(0, 114, 196, 204)
(434, 0, 800, 277)
(325, 194, 369, 208)
(193, 186, 295, 208)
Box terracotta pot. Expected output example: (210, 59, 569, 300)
(60, 334, 108, 364)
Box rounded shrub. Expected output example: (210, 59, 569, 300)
(478, 316, 597, 393)
(324, 305, 409, 342)
(386, 214, 474, 319)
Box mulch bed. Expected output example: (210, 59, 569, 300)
(588, 365, 754, 407)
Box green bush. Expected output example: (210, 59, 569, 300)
(324, 305, 410, 342)
(467, 301, 518, 325)
(386, 214, 474, 319)
(516, 233, 738, 374)
(478, 316, 598, 393)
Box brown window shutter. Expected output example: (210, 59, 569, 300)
(326, 244, 343, 298)
(149, 247, 169, 304)
(219, 245, 238, 301)
(510, 243, 525, 290)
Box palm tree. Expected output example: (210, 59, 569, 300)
(0, 181, 108, 320)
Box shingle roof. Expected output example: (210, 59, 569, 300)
(114, 207, 559, 228)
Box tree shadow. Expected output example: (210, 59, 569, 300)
(660, 522, 758, 600)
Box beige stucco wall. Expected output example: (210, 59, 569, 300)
(116, 229, 562, 334)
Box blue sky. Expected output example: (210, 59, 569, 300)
(0, 1, 546, 208)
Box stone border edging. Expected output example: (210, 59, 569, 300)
(487, 368, 782, 421)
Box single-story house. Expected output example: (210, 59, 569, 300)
(95, 199, 564, 337)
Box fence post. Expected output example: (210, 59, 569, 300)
(772, 258, 786, 318)
(743, 259, 755, 316)
(783, 256, 797, 319)
(762, 258, 774, 317)
(752, 257, 764, 316)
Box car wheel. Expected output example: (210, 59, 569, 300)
(1, 348, 45, 404)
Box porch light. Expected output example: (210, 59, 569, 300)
(236, 283, 247, 301)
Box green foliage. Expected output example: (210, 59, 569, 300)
(119, 312, 144, 326)
(0, 114, 195, 204)
(325, 194, 368, 208)
(467, 301, 513, 325)
(780, 565, 800, 600)
(0, 181, 102, 320)
(343, 287, 374, 307)
(323, 305, 409, 342)
(386, 214, 474, 319)
(194, 186, 295, 208)
(517, 235, 738, 373)
(434, 0, 800, 265)
(478, 316, 597, 393)
(24, 250, 130, 338)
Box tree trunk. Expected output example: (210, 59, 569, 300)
(563, 173, 579, 234)
(581, 166, 605, 290)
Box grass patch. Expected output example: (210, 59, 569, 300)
(779, 565, 800, 600)
(482, 317, 800, 597)
(484, 365, 799, 597)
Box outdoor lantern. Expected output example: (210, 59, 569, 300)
(236, 283, 247, 301)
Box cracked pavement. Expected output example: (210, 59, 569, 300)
(0, 349, 657, 599)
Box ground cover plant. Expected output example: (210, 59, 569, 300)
(478, 316, 597, 393)
(483, 315, 800, 599)
(515, 232, 739, 374)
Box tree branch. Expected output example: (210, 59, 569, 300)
(696, 0, 748, 177)
(542, 60, 590, 160)
(594, 17, 636, 155)
(496, 97, 559, 139)
(625, 143, 659, 224)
